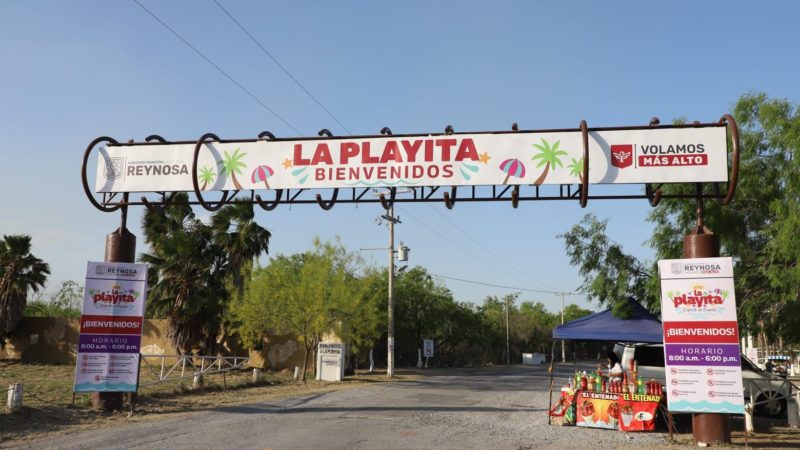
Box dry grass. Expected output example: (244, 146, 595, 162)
(0, 360, 402, 445)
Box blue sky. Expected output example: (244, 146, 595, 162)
(2, 1, 798, 314)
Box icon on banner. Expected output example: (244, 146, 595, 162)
(706, 368, 714, 376)
(707, 379, 715, 387)
(610, 145, 633, 168)
(103, 156, 124, 180)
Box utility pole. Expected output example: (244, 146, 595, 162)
(560, 293, 566, 363)
(362, 189, 410, 379)
(387, 203, 395, 378)
(505, 295, 510, 367)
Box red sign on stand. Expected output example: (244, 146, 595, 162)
(617, 393, 661, 432)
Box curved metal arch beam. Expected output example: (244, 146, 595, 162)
(258, 130, 276, 140)
(719, 113, 740, 206)
(82, 136, 124, 213)
(192, 133, 231, 212)
(579, 119, 589, 208)
(511, 122, 521, 209)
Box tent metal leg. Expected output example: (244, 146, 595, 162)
(548, 339, 556, 425)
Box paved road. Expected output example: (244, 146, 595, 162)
(24, 365, 670, 449)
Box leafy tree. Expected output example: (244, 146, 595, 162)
(649, 93, 800, 346)
(235, 239, 361, 381)
(561, 93, 800, 346)
(339, 267, 385, 365)
(559, 214, 657, 316)
(0, 235, 49, 335)
(393, 267, 457, 366)
(24, 280, 82, 318)
(563, 303, 593, 323)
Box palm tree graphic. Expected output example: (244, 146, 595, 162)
(198, 166, 216, 191)
(567, 157, 585, 185)
(531, 139, 568, 186)
(219, 148, 247, 191)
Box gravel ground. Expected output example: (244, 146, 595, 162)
(11, 365, 753, 449)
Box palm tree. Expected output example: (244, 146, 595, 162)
(211, 202, 271, 349)
(211, 201, 271, 298)
(199, 166, 216, 191)
(141, 195, 271, 354)
(568, 157, 585, 185)
(531, 139, 568, 185)
(219, 148, 247, 191)
(0, 235, 49, 335)
(141, 194, 227, 353)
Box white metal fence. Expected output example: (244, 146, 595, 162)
(139, 354, 250, 387)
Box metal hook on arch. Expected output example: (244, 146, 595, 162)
(443, 186, 457, 209)
(644, 117, 663, 207)
(379, 187, 396, 210)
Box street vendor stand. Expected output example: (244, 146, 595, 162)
(548, 297, 667, 432)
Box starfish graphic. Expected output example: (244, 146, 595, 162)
(282, 158, 293, 169)
(479, 152, 491, 164)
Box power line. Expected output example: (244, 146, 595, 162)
(213, 0, 353, 136)
(132, 0, 303, 136)
(423, 202, 559, 291)
(398, 206, 573, 294)
(429, 273, 580, 296)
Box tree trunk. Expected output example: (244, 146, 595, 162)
(301, 344, 310, 383)
(532, 163, 550, 186)
(232, 173, 243, 191)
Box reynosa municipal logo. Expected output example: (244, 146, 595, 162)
(103, 156, 124, 180)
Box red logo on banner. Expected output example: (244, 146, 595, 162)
(610, 145, 633, 168)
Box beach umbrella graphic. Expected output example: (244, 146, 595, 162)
(251, 165, 275, 189)
(499, 158, 526, 184)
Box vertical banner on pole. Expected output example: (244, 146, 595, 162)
(74, 261, 147, 392)
(658, 257, 744, 414)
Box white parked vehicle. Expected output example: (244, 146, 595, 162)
(614, 343, 792, 418)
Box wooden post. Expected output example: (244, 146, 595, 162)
(6, 384, 23, 412)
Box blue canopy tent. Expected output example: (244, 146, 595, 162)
(552, 297, 663, 343)
(547, 298, 663, 425)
